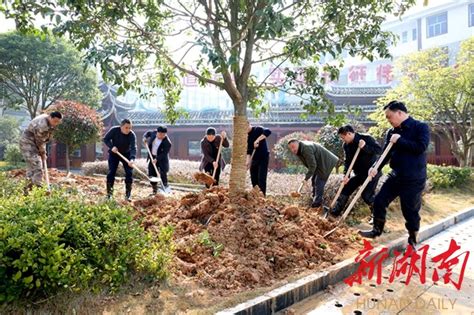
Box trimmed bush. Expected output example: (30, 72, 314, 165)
(427, 164, 472, 189)
(0, 173, 174, 303)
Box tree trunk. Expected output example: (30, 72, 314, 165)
(228, 115, 248, 197)
(65, 144, 71, 174)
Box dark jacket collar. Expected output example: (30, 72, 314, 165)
(397, 116, 415, 130)
(297, 141, 303, 156)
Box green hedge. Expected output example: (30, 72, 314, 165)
(0, 173, 174, 303)
(427, 164, 472, 189)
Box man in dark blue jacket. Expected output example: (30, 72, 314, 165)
(103, 119, 137, 201)
(330, 125, 382, 219)
(246, 121, 272, 196)
(143, 125, 172, 194)
(359, 101, 430, 248)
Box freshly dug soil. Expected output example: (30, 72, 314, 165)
(132, 186, 361, 294)
(8, 168, 162, 200)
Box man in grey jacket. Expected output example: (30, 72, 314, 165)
(288, 139, 339, 208)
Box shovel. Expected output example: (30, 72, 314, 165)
(42, 156, 51, 191)
(143, 140, 166, 192)
(247, 149, 256, 170)
(115, 151, 160, 183)
(323, 142, 394, 238)
(290, 181, 305, 198)
(194, 135, 225, 186)
(322, 147, 361, 218)
(210, 135, 225, 187)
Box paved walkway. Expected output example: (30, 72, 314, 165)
(286, 216, 474, 314)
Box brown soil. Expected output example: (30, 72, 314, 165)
(8, 168, 174, 200)
(5, 168, 473, 314)
(132, 186, 360, 295)
(193, 172, 215, 186)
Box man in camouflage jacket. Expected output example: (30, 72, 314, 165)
(19, 111, 62, 187)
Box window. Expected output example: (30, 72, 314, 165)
(72, 148, 81, 158)
(401, 31, 408, 43)
(427, 12, 447, 38)
(95, 142, 103, 159)
(470, 4, 474, 27)
(412, 28, 417, 40)
(188, 140, 201, 156)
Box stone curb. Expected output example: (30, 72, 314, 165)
(216, 206, 474, 315)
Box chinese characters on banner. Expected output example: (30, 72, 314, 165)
(348, 65, 367, 83)
(344, 239, 470, 291)
(181, 64, 394, 87)
(376, 64, 393, 84)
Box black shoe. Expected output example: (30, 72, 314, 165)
(358, 218, 385, 238)
(125, 183, 132, 201)
(106, 182, 114, 199)
(330, 195, 349, 217)
(408, 230, 418, 248)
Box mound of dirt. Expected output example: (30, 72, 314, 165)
(132, 186, 360, 294)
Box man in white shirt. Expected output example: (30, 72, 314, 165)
(143, 126, 172, 194)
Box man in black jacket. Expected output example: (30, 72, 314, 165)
(143, 125, 172, 194)
(103, 119, 137, 201)
(199, 127, 229, 187)
(246, 121, 272, 196)
(330, 125, 382, 219)
(359, 101, 430, 248)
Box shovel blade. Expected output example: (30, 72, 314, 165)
(149, 177, 161, 183)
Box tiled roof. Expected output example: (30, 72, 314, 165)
(119, 107, 372, 126)
(101, 84, 384, 126)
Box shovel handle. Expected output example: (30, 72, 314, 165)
(115, 151, 150, 181)
(211, 135, 225, 181)
(297, 181, 304, 194)
(144, 143, 160, 177)
(329, 147, 361, 208)
(324, 142, 394, 238)
(247, 149, 256, 170)
(42, 156, 50, 191)
(144, 141, 165, 189)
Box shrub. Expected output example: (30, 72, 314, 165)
(427, 164, 472, 189)
(48, 100, 103, 173)
(273, 131, 319, 166)
(0, 173, 174, 303)
(316, 125, 344, 172)
(4, 144, 23, 165)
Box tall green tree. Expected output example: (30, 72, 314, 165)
(0, 115, 21, 160)
(48, 100, 103, 173)
(2, 0, 415, 195)
(0, 31, 102, 119)
(370, 38, 474, 167)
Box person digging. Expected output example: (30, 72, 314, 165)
(199, 127, 229, 188)
(103, 119, 137, 201)
(287, 139, 339, 210)
(358, 101, 430, 248)
(246, 121, 272, 196)
(20, 111, 63, 193)
(143, 125, 172, 195)
(330, 125, 382, 222)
